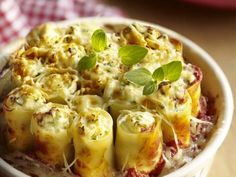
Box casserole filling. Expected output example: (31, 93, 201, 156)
(0, 22, 216, 177)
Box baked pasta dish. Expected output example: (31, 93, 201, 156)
(0, 21, 216, 177)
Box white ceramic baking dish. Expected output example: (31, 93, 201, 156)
(0, 17, 234, 177)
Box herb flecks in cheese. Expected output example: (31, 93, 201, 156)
(1, 21, 214, 177)
(118, 111, 155, 133)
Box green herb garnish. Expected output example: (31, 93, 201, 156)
(124, 61, 182, 95)
(143, 81, 156, 95)
(119, 45, 148, 66)
(91, 29, 107, 52)
(77, 29, 107, 72)
(162, 61, 182, 81)
(152, 67, 164, 81)
(77, 53, 97, 72)
(124, 68, 152, 85)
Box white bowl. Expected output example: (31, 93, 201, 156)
(0, 17, 234, 177)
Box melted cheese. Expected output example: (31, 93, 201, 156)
(72, 107, 113, 177)
(70, 94, 104, 113)
(142, 82, 192, 147)
(35, 68, 78, 103)
(3, 21, 207, 176)
(26, 23, 62, 47)
(115, 111, 162, 173)
(3, 85, 46, 151)
(74, 108, 112, 141)
(118, 111, 155, 133)
(31, 103, 77, 166)
(11, 57, 45, 86)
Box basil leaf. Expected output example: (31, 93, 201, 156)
(162, 61, 182, 82)
(152, 67, 164, 81)
(119, 45, 148, 66)
(91, 29, 107, 52)
(77, 54, 97, 72)
(143, 81, 156, 95)
(125, 68, 152, 86)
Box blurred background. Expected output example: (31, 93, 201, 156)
(0, 0, 236, 176)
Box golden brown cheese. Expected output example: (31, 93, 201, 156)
(31, 103, 77, 166)
(0, 21, 208, 177)
(70, 94, 104, 113)
(115, 111, 162, 173)
(3, 85, 46, 151)
(34, 68, 78, 103)
(72, 107, 114, 177)
(141, 82, 192, 148)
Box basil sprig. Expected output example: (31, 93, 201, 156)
(124, 61, 182, 95)
(119, 45, 148, 66)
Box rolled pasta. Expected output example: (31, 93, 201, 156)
(31, 103, 77, 166)
(11, 56, 45, 86)
(70, 94, 104, 113)
(115, 111, 162, 173)
(26, 23, 61, 47)
(108, 100, 137, 120)
(3, 85, 46, 151)
(72, 107, 113, 177)
(34, 68, 78, 104)
(187, 65, 202, 117)
(143, 82, 192, 148)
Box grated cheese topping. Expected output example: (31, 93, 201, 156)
(0, 21, 216, 177)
